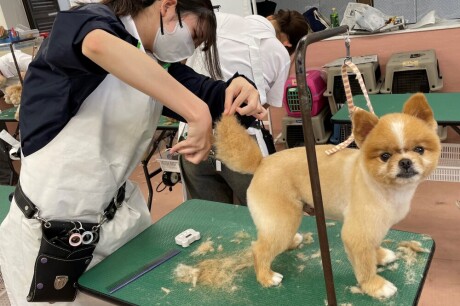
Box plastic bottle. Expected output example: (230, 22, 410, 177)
(330, 7, 340, 28)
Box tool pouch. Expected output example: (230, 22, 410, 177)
(26, 220, 98, 302)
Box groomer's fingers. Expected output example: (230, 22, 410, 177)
(223, 82, 242, 115)
(171, 141, 210, 164)
(170, 138, 207, 155)
(182, 152, 207, 164)
(170, 109, 212, 164)
(224, 77, 261, 115)
(170, 142, 202, 155)
(228, 91, 250, 115)
(248, 106, 268, 120)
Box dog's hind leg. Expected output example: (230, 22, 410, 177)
(251, 200, 303, 287)
(252, 236, 284, 287)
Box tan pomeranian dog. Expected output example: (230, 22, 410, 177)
(214, 93, 441, 299)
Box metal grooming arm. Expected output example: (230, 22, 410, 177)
(295, 25, 348, 306)
(8, 37, 39, 85)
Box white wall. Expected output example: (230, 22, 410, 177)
(0, 0, 29, 28)
(0, 6, 6, 28)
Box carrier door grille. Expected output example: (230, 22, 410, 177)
(333, 74, 363, 109)
(286, 125, 304, 148)
(392, 70, 430, 93)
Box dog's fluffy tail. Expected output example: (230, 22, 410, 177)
(214, 115, 263, 174)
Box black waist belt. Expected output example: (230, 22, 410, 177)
(14, 181, 126, 221)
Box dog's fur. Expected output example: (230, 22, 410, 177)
(214, 93, 441, 299)
(4, 83, 22, 121)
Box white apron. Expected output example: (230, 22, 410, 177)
(0, 16, 163, 305)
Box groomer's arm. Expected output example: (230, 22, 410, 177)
(82, 29, 211, 163)
(167, 63, 265, 126)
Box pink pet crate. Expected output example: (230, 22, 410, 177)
(283, 69, 327, 117)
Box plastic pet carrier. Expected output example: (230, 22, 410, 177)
(380, 49, 443, 94)
(281, 107, 331, 148)
(324, 55, 382, 114)
(283, 70, 327, 117)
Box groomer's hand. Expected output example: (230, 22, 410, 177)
(170, 104, 212, 164)
(223, 76, 267, 119)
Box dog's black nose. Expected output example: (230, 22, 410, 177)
(399, 158, 413, 170)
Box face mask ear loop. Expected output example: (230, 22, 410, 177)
(177, 8, 183, 28)
(160, 12, 164, 35)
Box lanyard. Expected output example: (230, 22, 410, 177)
(325, 59, 376, 155)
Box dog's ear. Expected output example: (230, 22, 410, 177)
(403, 93, 437, 131)
(352, 108, 379, 147)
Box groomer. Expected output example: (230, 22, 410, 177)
(0, 0, 265, 305)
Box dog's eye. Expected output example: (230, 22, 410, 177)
(414, 146, 425, 155)
(380, 152, 392, 162)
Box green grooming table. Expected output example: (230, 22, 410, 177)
(331, 93, 460, 131)
(78, 200, 434, 306)
(0, 185, 15, 224)
(0, 106, 18, 122)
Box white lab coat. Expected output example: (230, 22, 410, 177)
(185, 12, 290, 157)
(0, 16, 161, 305)
(187, 12, 290, 108)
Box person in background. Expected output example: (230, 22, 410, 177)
(0, 50, 31, 87)
(181, 10, 309, 205)
(0, 0, 265, 305)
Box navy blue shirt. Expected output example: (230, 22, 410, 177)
(20, 4, 138, 157)
(166, 63, 256, 128)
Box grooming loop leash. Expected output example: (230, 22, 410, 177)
(325, 34, 376, 155)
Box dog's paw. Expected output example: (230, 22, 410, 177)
(361, 276, 397, 299)
(288, 233, 304, 250)
(374, 280, 397, 299)
(377, 248, 397, 266)
(258, 271, 284, 287)
(270, 272, 283, 286)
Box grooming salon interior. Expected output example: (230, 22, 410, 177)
(0, 0, 459, 305)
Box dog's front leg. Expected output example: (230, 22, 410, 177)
(341, 222, 397, 299)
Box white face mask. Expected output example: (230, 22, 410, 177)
(152, 18, 196, 63)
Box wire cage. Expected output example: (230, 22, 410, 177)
(426, 143, 460, 182)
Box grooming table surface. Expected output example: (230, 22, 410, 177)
(157, 116, 179, 129)
(0, 107, 17, 122)
(0, 185, 14, 224)
(79, 200, 434, 306)
(331, 93, 460, 125)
